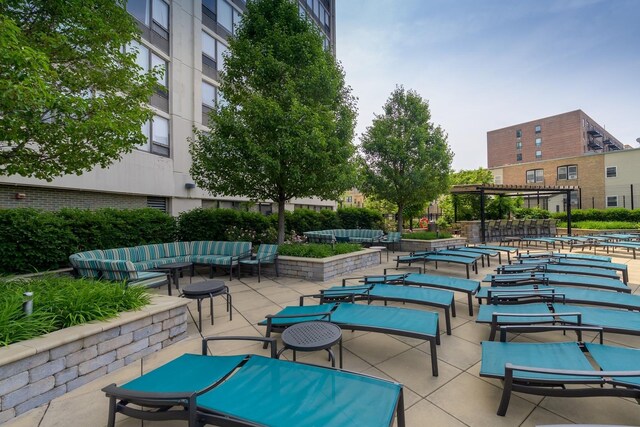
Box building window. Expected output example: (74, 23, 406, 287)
(535, 125, 541, 133)
(494, 175, 503, 184)
(138, 115, 169, 156)
(516, 129, 522, 138)
(217, 42, 228, 71)
(558, 165, 577, 180)
(516, 153, 522, 161)
(516, 141, 522, 149)
(152, 0, 169, 31)
(202, 31, 216, 63)
(127, 41, 167, 87)
(127, 0, 150, 25)
(202, 81, 217, 108)
(217, 0, 233, 32)
(607, 196, 618, 207)
(606, 166, 617, 178)
(526, 169, 543, 183)
(535, 150, 542, 159)
(346, 196, 352, 202)
(535, 137, 542, 147)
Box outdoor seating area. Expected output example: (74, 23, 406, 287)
(5, 244, 640, 427)
(303, 228, 385, 244)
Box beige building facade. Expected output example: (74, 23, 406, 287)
(0, 0, 338, 215)
(491, 148, 640, 211)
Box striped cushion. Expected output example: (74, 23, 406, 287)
(255, 244, 278, 262)
(133, 261, 160, 271)
(103, 247, 139, 262)
(191, 241, 213, 256)
(99, 260, 138, 281)
(164, 242, 191, 257)
(75, 249, 105, 260)
(73, 258, 102, 278)
(191, 255, 235, 266)
(136, 244, 166, 262)
(210, 241, 251, 257)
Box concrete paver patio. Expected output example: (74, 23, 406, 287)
(5, 245, 640, 426)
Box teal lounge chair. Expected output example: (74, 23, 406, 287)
(477, 285, 640, 311)
(497, 263, 621, 280)
(403, 273, 481, 315)
(483, 272, 630, 293)
(472, 244, 518, 263)
(103, 336, 406, 427)
(316, 283, 455, 334)
(480, 333, 640, 416)
(260, 302, 440, 376)
(477, 301, 640, 340)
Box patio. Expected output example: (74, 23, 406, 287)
(5, 247, 640, 426)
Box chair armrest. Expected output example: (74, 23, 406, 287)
(202, 336, 278, 359)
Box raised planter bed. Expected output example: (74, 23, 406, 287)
(0, 295, 189, 422)
(268, 249, 380, 281)
(400, 237, 467, 253)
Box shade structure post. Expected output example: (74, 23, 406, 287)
(566, 189, 572, 236)
(480, 189, 486, 243)
(453, 195, 458, 223)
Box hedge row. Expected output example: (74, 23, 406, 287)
(551, 208, 640, 222)
(0, 207, 384, 274)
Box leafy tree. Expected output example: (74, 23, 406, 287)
(190, 0, 357, 244)
(438, 168, 494, 222)
(359, 86, 453, 232)
(0, 0, 159, 181)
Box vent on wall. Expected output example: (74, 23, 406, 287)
(147, 197, 168, 212)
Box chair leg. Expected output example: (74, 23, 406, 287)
(257, 261, 261, 283)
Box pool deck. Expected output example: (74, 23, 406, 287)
(5, 245, 640, 426)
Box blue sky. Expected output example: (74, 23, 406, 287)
(335, 0, 640, 170)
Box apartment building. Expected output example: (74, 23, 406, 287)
(491, 148, 640, 211)
(487, 110, 624, 169)
(341, 189, 365, 208)
(0, 0, 337, 215)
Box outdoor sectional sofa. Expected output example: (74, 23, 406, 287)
(303, 229, 384, 244)
(69, 241, 252, 282)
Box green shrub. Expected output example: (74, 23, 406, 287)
(514, 207, 550, 219)
(552, 208, 640, 223)
(0, 208, 177, 275)
(286, 209, 326, 234)
(177, 208, 272, 243)
(401, 231, 452, 240)
(0, 276, 150, 346)
(278, 243, 361, 258)
(337, 207, 384, 229)
(0, 209, 77, 274)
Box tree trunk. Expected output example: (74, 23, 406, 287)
(277, 197, 286, 244)
(397, 204, 404, 233)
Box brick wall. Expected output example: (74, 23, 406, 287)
(0, 185, 147, 211)
(0, 298, 188, 422)
(494, 154, 606, 210)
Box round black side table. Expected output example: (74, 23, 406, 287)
(180, 280, 232, 332)
(277, 321, 342, 368)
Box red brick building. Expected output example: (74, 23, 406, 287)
(487, 110, 624, 169)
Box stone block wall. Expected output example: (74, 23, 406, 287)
(0, 297, 188, 422)
(400, 238, 468, 253)
(273, 250, 380, 281)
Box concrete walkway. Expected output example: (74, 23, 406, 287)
(6, 245, 640, 426)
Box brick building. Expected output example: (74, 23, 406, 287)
(487, 110, 624, 169)
(491, 148, 640, 211)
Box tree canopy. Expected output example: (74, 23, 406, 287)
(0, 0, 159, 181)
(190, 0, 357, 243)
(358, 86, 453, 232)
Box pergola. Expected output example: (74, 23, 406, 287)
(450, 184, 578, 243)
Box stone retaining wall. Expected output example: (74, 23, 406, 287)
(400, 238, 467, 253)
(0, 296, 189, 423)
(272, 249, 380, 281)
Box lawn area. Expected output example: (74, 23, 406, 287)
(558, 220, 639, 230)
